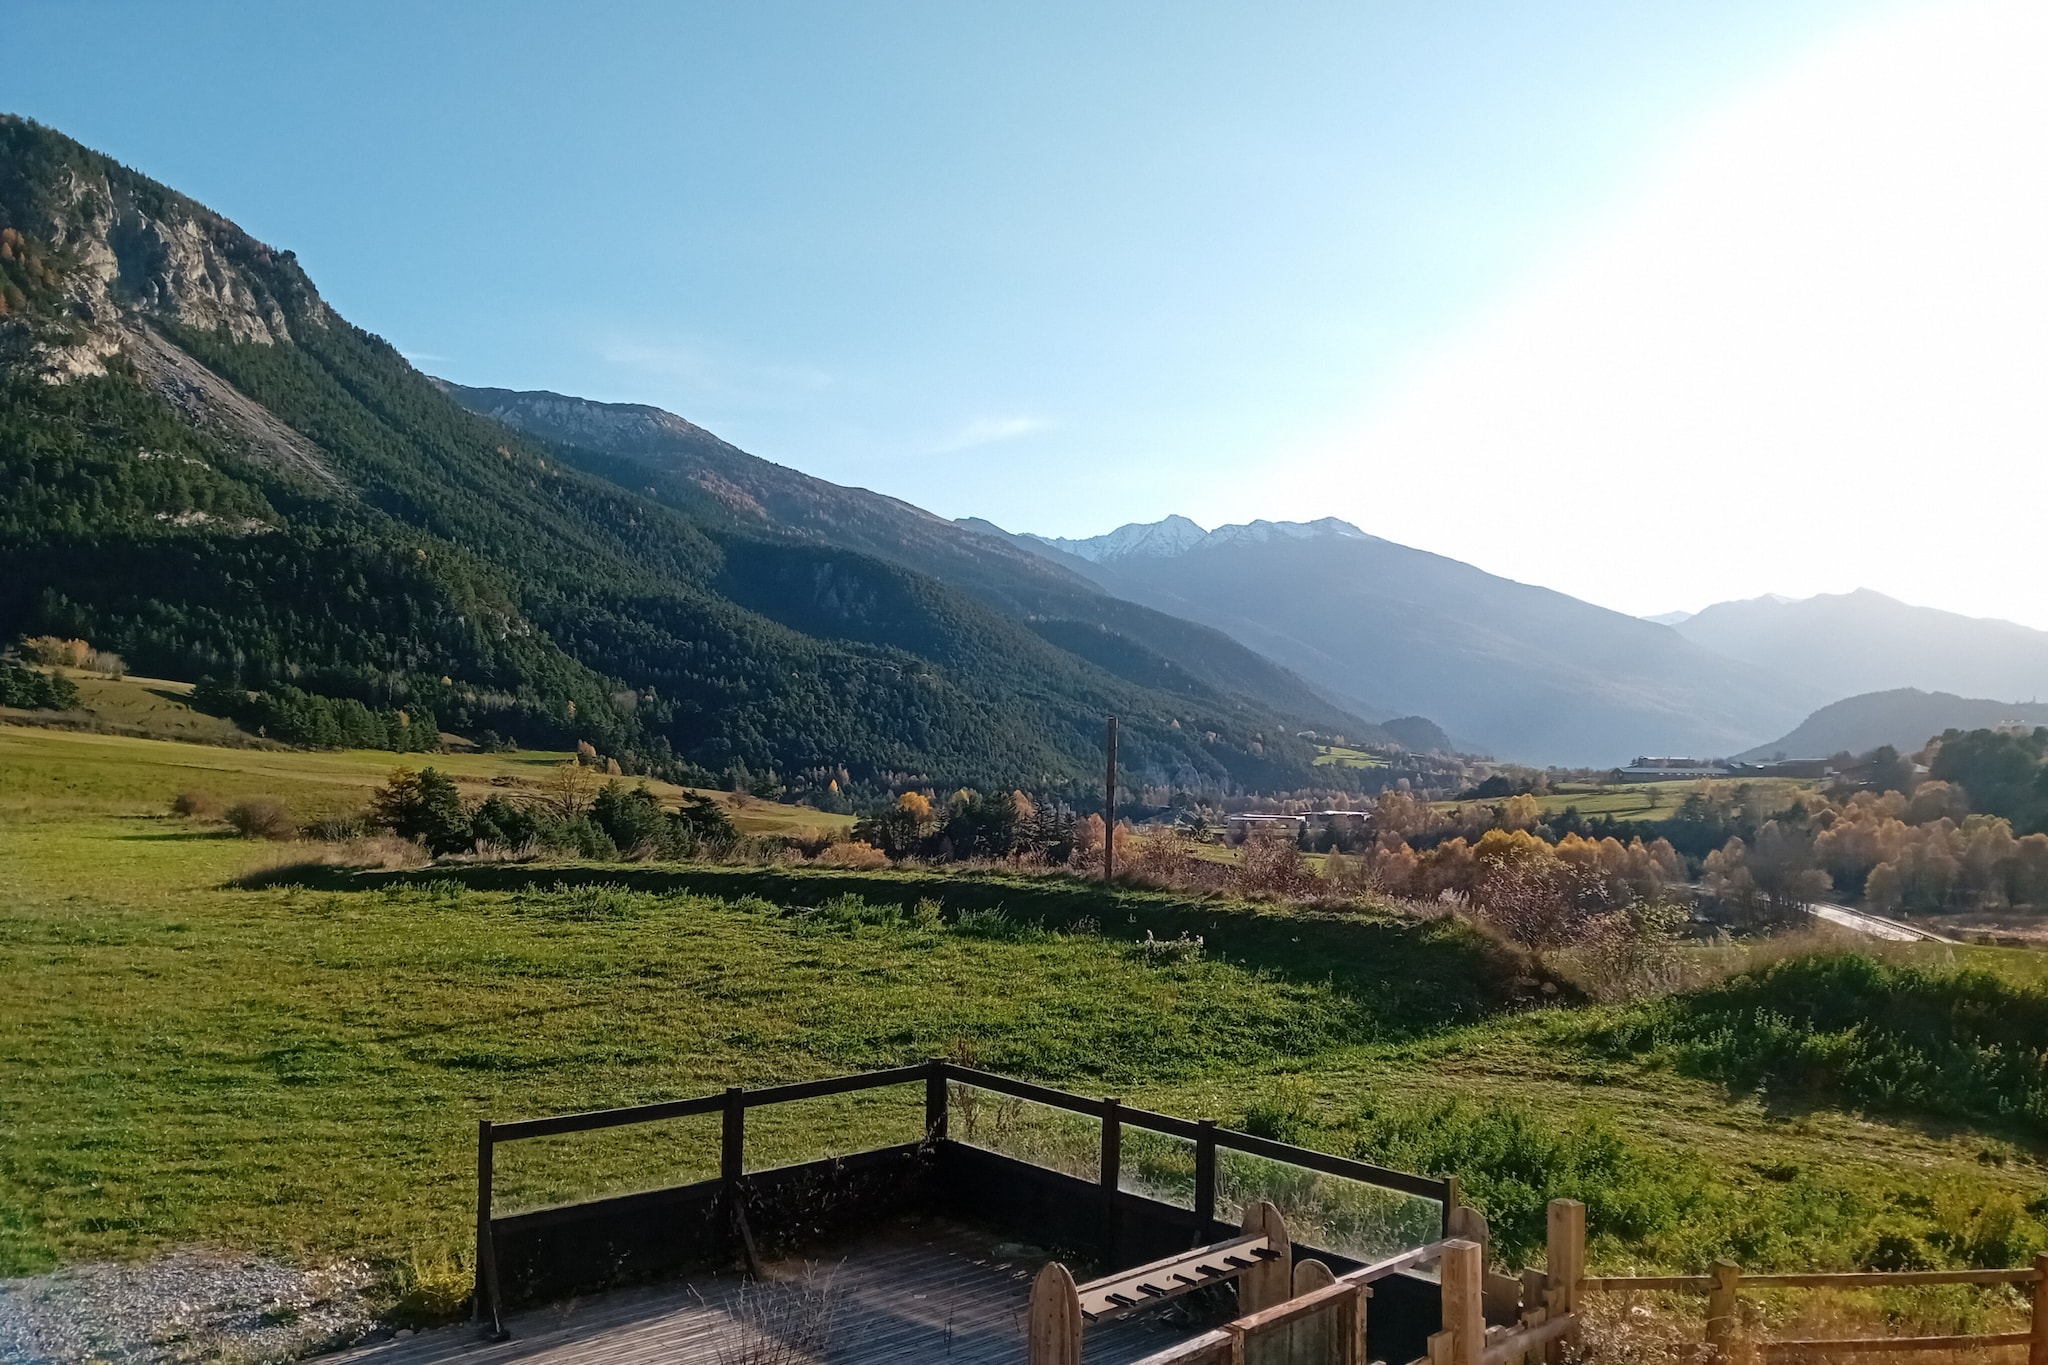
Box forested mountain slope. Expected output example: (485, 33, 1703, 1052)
(0, 115, 1386, 794)
(1740, 689, 2048, 763)
(436, 382, 1381, 736)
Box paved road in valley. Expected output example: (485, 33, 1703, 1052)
(1808, 901, 1955, 943)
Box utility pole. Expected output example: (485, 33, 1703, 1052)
(1104, 716, 1117, 882)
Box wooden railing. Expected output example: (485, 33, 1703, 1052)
(1583, 1256, 2048, 1361)
(474, 1060, 1455, 1337)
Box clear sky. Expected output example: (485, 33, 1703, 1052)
(11, 1, 2042, 625)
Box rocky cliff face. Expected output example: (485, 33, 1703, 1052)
(2, 114, 326, 372)
(1, 115, 340, 484)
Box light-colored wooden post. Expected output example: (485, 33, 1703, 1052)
(1287, 1259, 1336, 1365)
(2028, 1253, 2047, 1365)
(1240, 1201, 1294, 1315)
(1426, 1329, 1455, 1365)
(1704, 1259, 1740, 1363)
(1443, 1239, 1485, 1365)
(1027, 1261, 1082, 1365)
(1346, 1282, 1369, 1365)
(1544, 1199, 1584, 1363)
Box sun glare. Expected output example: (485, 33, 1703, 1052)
(1313, 0, 2048, 625)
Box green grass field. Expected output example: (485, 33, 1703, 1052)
(1437, 778, 1820, 825)
(2, 728, 2043, 1314)
(1314, 744, 1389, 769)
(0, 723, 853, 837)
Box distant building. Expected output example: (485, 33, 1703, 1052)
(1306, 810, 1373, 838)
(1225, 813, 1307, 845)
(1616, 757, 1732, 782)
(1734, 759, 1834, 779)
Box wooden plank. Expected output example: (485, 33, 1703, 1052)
(1544, 1201, 1584, 1364)
(1225, 1277, 1359, 1335)
(1443, 1240, 1485, 1365)
(491, 1091, 725, 1141)
(732, 1062, 934, 1107)
(1125, 1332, 1238, 1365)
(2032, 1253, 2048, 1365)
(1760, 1332, 2032, 1355)
(1239, 1202, 1293, 1315)
(1579, 1275, 1712, 1293)
(1742, 1268, 2044, 1288)
(1478, 1315, 1574, 1365)
(1704, 1260, 1739, 1363)
(1028, 1261, 1083, 1365)
(1290, 1261, 1339, 1365)
(1077, 1234, 1279, 1322)
(1207, 1127, 1456, 1203)
(1338, 1239, 1453, 1287)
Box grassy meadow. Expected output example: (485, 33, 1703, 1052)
(1433, 777, 1823, 825)
(2, 723, 2045, 1336)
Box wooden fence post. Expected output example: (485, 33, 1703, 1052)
(1544, 1199, 1584, 1363)
(925, 1058, 948, 1143)
(1027, 1261, 1083, 1365)
(1100, 1097, 1122, 1267)
(2029, 1253, 2047, 1365)
(474, 1119, 506, 1339)
(1705, 1259, 1740, 1363)
(1193, 1119, 1218, 1243)
(1443, 1239, 1485, 1365)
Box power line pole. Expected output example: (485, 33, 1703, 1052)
(1104, 716, 1117, 882)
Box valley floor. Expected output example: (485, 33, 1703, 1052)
(1, 727, 2043, 1347)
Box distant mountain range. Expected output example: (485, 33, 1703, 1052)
(1674, 590, 2048, 704)
(12, 115, 2043, 781)
(1741, 689, 2048, 762)
(992, 516, 1824, 766)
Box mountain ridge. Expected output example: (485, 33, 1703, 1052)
(1676, 589, 2048, 703)
(434, 382, 1395, 742)
(1000, 515, 1826, 765)
(0, 115, 1416, 795)
(1740, 688, 2048, 762)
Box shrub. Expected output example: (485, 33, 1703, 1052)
(1589, 952, 2048, 1128)
(1129, 929, 1204, 965)
(306, 809, 373, 841)
(813, 840, 889, 870)
(1347, 1092, 1706, 1264)
(170, 789, 222, 819)
(370, 767, 473, 855)
(225, 797, 297, 840)
(0, 662, 81, 711)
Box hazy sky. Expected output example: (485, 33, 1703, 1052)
(12, 1, 2042, 625)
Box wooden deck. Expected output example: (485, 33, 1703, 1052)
(332, 1219, 1211, 1365)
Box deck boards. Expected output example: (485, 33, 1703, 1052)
(331, 1219, 1211, 1365)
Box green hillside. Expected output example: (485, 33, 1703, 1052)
(0, 115, 1390, 797)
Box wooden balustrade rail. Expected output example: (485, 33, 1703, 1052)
(1580, 1252, 2048, 1364)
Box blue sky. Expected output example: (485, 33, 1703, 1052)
(13, 1, 2043, 625)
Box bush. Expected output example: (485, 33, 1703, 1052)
(370, 768, 473, 855)
(0, 662, 81, 711)
(813, 840, 889, 869)
(225, 797, 297, 840)
(170, 789, 222, 819)
(1590, 952, 2048, 1128)
(1348, 1092, 1707, 1264)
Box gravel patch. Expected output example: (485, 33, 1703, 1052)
(0, 1249, 379, 1364)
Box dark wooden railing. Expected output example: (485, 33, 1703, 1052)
(474, 1059, 1456, 1337)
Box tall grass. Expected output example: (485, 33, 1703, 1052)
(1589, 953, 2048, 1128)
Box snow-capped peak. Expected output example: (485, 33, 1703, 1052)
(1028, 515, 1369, 563)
